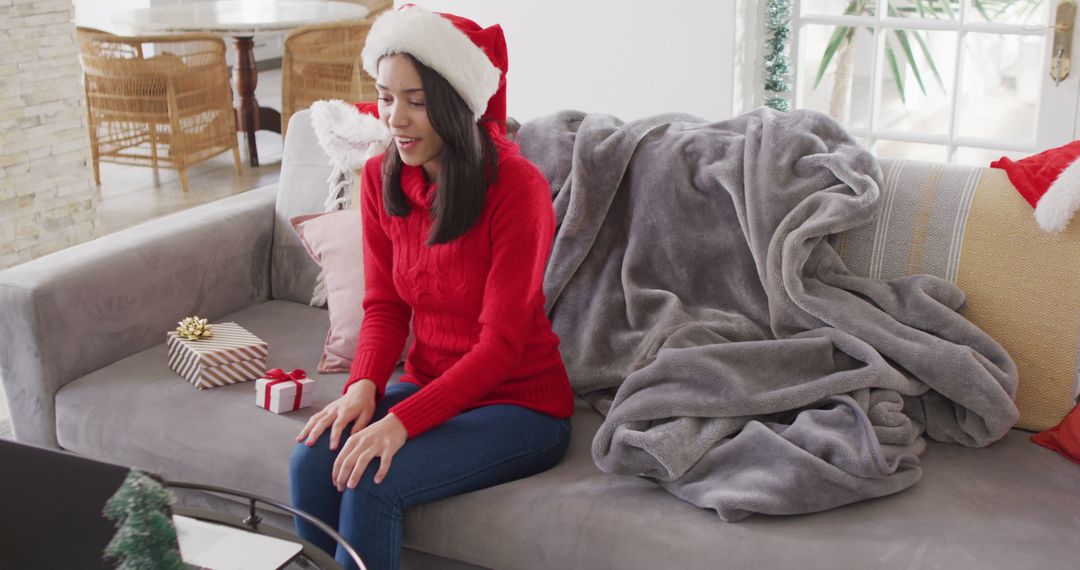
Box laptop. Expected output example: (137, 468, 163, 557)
(0, 439, 134, 569)
(0, 440, 305, 570)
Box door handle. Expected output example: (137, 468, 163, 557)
(1052, 0, 1076, 85)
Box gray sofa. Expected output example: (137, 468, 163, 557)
(2, 109, 1079, 570)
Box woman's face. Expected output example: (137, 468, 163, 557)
(376, 54, 445, 180)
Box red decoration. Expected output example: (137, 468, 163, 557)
(1031, 402, 1080, 466)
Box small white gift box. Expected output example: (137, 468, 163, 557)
(255, 369, 314, 414)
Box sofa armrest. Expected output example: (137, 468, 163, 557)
(0, 186, 276, 448)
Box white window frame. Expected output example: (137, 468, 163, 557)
(779, 0, 1078, 161)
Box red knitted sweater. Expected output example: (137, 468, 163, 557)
(345, 133, 574, 438)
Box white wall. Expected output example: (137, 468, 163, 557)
(404, 0, 737, 122)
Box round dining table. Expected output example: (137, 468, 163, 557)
(110, 1, 371, 167)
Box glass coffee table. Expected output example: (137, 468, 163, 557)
(166, 480, 365, 570)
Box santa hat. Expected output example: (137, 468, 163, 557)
(310, 6, 508, 176)
(991, 141, 1080, 233)
(361, 4, 508, 127)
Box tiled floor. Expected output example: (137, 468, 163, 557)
(0, 68, 286, 440)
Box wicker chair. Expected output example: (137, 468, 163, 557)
(281, 21, 375, 139)
(75, 29, 241, 192)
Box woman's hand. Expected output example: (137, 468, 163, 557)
(295, 380, 377, 451)
(332, 413, 408, 490)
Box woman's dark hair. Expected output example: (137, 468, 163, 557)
(382, 54, 500, 245)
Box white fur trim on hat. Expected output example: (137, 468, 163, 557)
(1035, 157, 1080, 233)
(361, 6, 501, 120)
(310, 100, 391, 172)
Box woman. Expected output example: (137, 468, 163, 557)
(289, 7, 574, 570)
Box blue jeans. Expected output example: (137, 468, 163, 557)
(289, 382, 571, 570)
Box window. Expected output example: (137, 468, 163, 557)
(793, 0, 1077, 164)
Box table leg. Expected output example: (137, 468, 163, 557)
(231, 36, 282, 167)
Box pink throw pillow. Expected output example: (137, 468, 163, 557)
(291, 211, 411, 373)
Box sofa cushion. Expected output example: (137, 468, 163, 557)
(291, 211, 366, 372)
(838, 159, 1080, 431)
(56, 300, 342, 504)
(290, 211, 413, 373)
(56, 301, 1080, 569)
(407, 406, 1080, 570)
(273, 110, 337, 304)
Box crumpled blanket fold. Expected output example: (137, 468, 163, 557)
(518, 108, 1019, 521)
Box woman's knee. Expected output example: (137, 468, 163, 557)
(344, 465, 404, 515)
(290, 439, 332, 480)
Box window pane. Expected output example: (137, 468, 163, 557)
(877, 29, 957, 136)
(797, 24, 873, 130)
(889, 0, 959, 21)
(954, 146, 1031, 167)
(955, 33, 1042, 142)
(964, 0, 1050, 26)
(802, 0, 877, 17)
(873, 139, 949, 162)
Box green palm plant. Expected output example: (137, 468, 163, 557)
(814, 0, 1045, 118)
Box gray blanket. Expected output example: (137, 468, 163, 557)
(518, 108, 1020, 521)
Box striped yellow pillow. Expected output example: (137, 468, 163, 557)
(839, 160, 1080, 431)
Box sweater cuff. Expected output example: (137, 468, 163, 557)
(344, 350, 397, 398)
(388, 386, 453, 438)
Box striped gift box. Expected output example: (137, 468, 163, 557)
(166, 322, 269, 389)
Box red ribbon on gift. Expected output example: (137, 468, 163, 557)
(262, 368, 307, 412)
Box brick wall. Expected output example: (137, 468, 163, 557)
(0, 0, 97, 271)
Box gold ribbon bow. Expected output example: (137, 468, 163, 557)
(176, 316, 213, 341)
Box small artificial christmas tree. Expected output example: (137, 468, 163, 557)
(102, 469, 191, 570)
